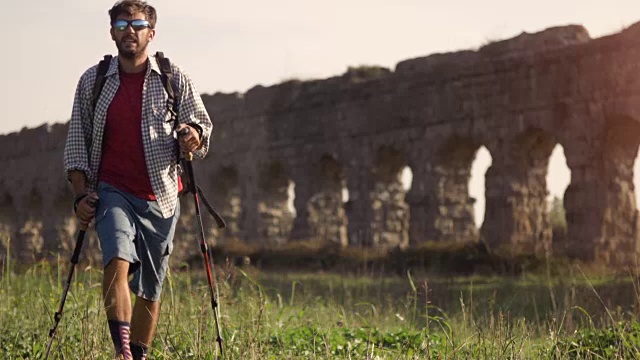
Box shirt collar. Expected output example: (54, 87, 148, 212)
(148, 53, 161, 75)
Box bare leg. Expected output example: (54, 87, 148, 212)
(130, 297, 161, 347)
(103, 258, 132, 321)
(103, 258, 134, 359)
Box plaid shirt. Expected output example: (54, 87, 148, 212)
(63, 54, 213, 218)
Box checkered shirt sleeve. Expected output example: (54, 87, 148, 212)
(63, 66, 96, 180)
(63, 54, 213, 218)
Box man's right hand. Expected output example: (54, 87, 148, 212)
(75, 192, 99, 227)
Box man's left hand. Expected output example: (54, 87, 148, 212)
(177, 124, 201, 153)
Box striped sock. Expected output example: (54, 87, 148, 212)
(108, 320, 132, 359)
(131, 342, 148, 360)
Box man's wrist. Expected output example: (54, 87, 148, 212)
(73, 193, 88, 214)
(187, 124, 204, 148)
(187, 123, 203, 139)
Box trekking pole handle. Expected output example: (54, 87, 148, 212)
(78, 196, 98, 231)
(177, 127, 194, 161)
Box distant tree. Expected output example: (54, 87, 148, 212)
(548, 196, 566, 226)
(548, 196, 567, 242)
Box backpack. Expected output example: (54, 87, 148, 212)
(92, 51, 178, 123)
(92, 51, 184, 160)
(91, 51, 185, 187)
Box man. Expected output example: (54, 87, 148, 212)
(63, 1, 213, 359)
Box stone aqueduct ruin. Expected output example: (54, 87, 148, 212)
(2, 23, 640, 267)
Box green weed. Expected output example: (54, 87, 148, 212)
(2, 256, 640, 359)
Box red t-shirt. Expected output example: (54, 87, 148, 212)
(99, 69, 157, 200)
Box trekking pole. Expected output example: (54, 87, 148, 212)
(178, 127, 225, 356)
(45, 196, 97, 359)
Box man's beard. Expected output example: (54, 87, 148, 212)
(117, 39, 148, 59)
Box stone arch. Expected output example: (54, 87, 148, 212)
(469, 146, 492, 228)
(211, 166, 243, 242)
(257, 161, 295, 245)
(42, 184, 78, 260)
(598, 115, 640, 264)
(16, 187, 45, 263)
(173, 165, 243, 261)
(563, 115, 640, 265)
(369, 145, 410, 249)
(546, 144, 571, 255)
(483, 128, 557, 256)
(307, 154, 348, 246)
(430, 135, 481, 243)
(174, 165, 243, 261)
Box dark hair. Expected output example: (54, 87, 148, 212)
(108, 0, 157, 28)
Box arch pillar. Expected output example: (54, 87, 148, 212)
(482, 130, 556, 256)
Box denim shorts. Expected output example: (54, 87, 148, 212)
(95, 181, 180, 302)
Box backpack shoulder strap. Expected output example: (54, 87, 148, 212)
(155, 51, 178, 121)
(92, 54, 112, 111)
(155, 51, 184, 164)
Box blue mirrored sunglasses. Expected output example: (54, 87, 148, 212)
(112, 19, 152, 31)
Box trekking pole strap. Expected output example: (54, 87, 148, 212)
(176, 127, 226, 229)
(196, 185, 226, 229)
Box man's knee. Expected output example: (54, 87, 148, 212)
(104, 257, 132, 284)
(105, 257, 131, 270)
(135, 296, 160, 312)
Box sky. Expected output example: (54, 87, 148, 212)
(1, 0, 639, 224)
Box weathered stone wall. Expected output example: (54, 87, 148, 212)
(2, 22, 640, 267)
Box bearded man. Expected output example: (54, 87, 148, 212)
(63, 1, 213, 358)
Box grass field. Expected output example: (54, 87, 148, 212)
(2, 253, 640, 359)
